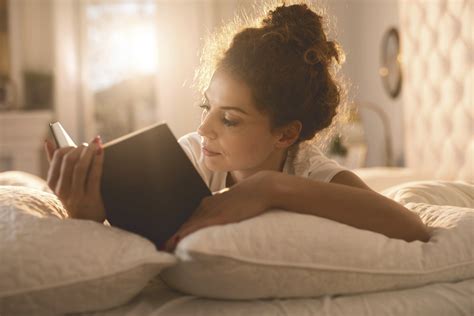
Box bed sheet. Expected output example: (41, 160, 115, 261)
(77, 276, 474, 316)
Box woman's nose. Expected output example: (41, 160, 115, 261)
(197, 115, 217, 139)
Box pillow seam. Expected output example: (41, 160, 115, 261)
(178, 250, 474, 275)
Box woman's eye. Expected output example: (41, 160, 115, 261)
(222, 117, 238, 127)
(199, 103, 238, 127)
(199, 104, 210, 112)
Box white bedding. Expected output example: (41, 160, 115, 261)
(77, 177, 474, 316)
(76, 277, 474, 316)
(1, 170, 473, 316)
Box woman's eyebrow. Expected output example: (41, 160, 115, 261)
(204, 93, 249, 115)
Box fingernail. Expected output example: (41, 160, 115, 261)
(95, 139, 103, 155)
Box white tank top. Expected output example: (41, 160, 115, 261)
(178, 132, 347, 192)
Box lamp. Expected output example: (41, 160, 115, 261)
(355, 102, 394, 167)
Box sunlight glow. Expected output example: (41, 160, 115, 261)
(106, 22, 157, 75)
(86, 2, 157, 91)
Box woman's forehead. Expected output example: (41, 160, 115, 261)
(206, 70, 258, 114)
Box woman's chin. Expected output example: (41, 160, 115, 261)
(203, 157, 228, 172)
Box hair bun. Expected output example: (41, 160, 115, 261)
(304, 41, 341, 67)
(262, 4, 316, 30)
(262, 4, 341, 66)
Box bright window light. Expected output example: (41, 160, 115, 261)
(85, 2, 157, 91)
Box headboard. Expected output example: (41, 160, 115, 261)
(399, 0, 473, 181)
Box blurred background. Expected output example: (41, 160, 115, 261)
(0, 0, 403, 178)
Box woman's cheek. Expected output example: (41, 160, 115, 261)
(234, 142, 262, 164)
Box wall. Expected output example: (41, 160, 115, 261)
(8, 0, 54, 109)
(326, 0, 404, 167)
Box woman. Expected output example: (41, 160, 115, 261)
(44, 3, 429, 251)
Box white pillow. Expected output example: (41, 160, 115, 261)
(161, 184, 474, 299)
(0, 170, 54, 193)
(382, 180, 474, 208)
(0, 186, 176, 315)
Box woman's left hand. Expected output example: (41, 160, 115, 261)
(165, 171, 274, 251)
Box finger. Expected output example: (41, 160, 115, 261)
(71, 137, 98, 196)
(173, 207, 214, 238)
(47, 147, 75, 192)
(70, 143, 94, 197)
(164, 235, 180, 252)
(86, 136, 104, 195)
(164, 239, 171, 252)
(165, 221, 192, 251)
(44, 139, 55, 163)
(176, 225, 199, 240)
(175, 218, 216, 241)
(187, 208, 204, 222)
(187, 197, 211, 221)
(56, 145, 86, 199)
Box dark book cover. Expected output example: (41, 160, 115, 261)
(101, 123, 211, 249)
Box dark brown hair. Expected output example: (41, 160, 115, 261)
(196, 2, 346, 145)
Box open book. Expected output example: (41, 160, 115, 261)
(49, 122, 211, 249)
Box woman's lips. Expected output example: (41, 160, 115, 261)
(202, 147, 220, 156)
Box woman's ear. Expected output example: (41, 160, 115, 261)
(274, 120, 302, 149)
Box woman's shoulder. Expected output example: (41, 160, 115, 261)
(284, 141, 347, 183)
(178, 131, 201, 149)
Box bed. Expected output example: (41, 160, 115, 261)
(1, 173, 473, 316)
(1, 1, 473, 315)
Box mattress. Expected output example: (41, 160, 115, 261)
(77, 276, 474, 316)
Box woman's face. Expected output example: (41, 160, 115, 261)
(197, 70, 282, 173)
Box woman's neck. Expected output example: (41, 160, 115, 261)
(226, 148, 288, 186)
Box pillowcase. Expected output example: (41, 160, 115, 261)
(382, 180, 474, 208)
(0, 170, 54, 193)
(0, 185, 176, 315)
(160, 182, 474, 299)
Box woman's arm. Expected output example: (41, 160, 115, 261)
(166, 170, 429, 250)
(266, 171, 430, 242)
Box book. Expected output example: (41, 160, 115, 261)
(49, 122, 212, 249)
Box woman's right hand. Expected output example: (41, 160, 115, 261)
(44, 136, 106, 223)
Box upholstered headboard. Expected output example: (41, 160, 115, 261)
(399, 0, 473, 181)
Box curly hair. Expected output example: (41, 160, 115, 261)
(195, 1, 347, 146)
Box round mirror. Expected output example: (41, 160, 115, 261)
(380, 27, 402, 99)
